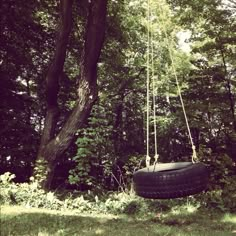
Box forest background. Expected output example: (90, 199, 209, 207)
(0, 0, 236, 212)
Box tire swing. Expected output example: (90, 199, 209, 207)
(133, 1, 208, 199)
(133, 162, 209, 199)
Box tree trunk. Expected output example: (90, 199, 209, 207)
(33, 0, 108, 190)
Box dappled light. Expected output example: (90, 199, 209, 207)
(1, 205, 236, 236)
(170, 204, 199, 215)
(222, 214, 236, 224)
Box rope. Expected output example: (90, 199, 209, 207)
(168, 48, 197, 162)
(145, 0, 197, 166)
(146, 0, 159, 168)
(158, 3, 197, 163)
(151, 18, 159, 165)
(146, 0, 151, 168)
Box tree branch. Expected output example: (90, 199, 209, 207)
(44, 0, 108, 162)
(39, 0, 73, 149)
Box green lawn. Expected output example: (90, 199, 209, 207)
(1, 205, 236, 236)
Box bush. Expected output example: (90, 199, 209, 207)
(201, 176, 236, 212)
(0, 172, 62, 209)
(196, 149, 236, 212)
(0, 172, 138, 214)
(0, 172, 152, 215)
(0, 172, 16, 204)
(1, 169, 235, 215)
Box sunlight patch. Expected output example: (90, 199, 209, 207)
(95, 228, 104, 235)
(222, 214, 236, 224)
(170, 204, 198, 215)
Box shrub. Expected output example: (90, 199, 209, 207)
(0, 173, 62, 209)
(1, 168, 235, 215)
(0, 172, 16, 205)
(196, 149, 236, 212)
(0, 173, 147, 215)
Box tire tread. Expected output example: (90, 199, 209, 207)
(133, 162, 208, 199)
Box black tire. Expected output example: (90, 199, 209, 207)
(133, 162, 208, 199)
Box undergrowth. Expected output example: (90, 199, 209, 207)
(0, 172, 235, 215)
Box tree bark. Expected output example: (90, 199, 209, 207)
(34, 0, 73, 186)
(34, 0, 108, 190)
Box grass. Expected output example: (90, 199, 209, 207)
(1, 205, 236, 236)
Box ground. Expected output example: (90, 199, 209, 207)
(1, 205, 236, 236)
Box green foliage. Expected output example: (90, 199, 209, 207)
(0, 172, 137, 214)
(0, 172, 174, 215)
(68, 105, 114, 189)
(0, 172, 57, 209)
(0, 172, 16, 204)
(0, 172, 91, 211)
(194, 149, 236, 212)
(33, 158, 49, 185)
(1, 171, 236, 217)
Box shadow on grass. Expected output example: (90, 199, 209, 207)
(1, 207, 236, 236)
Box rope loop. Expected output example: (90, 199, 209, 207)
(154, 154, 159, 163)
(146, 155, 151, 168)
(191, 145, 198, 163)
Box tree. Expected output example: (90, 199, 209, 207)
(0, 0, 50, 181)
(172, 0, 236, 160)
(33, 0, 108, 189)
